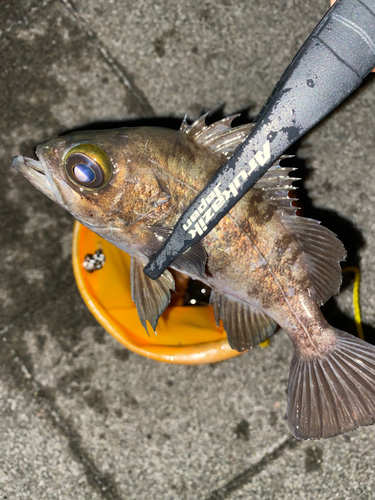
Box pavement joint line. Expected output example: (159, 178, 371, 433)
(204, 435, 299, 500)
(59, 0, 155, 116)
(1, 329, 125, 500)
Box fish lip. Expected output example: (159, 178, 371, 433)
(12, 153, 63, 205)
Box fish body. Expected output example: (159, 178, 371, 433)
(13, 115, 375, 440)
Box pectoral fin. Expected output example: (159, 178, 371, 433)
(130, 256, 175, 334)
(211, 290, 277, 351)
(147, 226, 207, 278)
(172, 241, 207, 277)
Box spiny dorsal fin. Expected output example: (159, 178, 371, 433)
(255, 161, 346, 305)
(211, 290, 277, 351)
(181, 114, 255, 158)
(255, 157, 300, 216)
(131, 256, 175, 334)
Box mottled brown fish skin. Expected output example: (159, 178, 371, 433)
(38, 125, 335, 357)
(17, 116, 375, 440)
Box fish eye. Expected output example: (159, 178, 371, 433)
(64, 143, 112, 190)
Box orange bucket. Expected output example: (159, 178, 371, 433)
(72, 221, 242, 364)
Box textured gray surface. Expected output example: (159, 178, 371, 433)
(1, 0, 375, 499)
(0, 346, 101, 500)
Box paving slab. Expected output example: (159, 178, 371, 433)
(0, 343, 103, 500)
(1, 0, 375, 499)
(224, 430, 375, 500)
(17, 322, 293, 500)
(72, 0, 328, 118)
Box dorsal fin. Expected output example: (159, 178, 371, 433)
(181, 114, 255, 158)
(211, 290, 277, 351)
(254, 160, 346, 305)
(284, 217, 346, 305)
(254, 157, 300, 216)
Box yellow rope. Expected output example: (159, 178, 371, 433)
(259, 338, 270, 348)
(342, 266, 365, 340)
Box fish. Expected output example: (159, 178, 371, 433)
(12, 114, 375, 440)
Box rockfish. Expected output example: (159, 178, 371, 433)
(13, 114, 375, 440)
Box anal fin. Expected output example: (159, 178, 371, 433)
(211, 290, 277, 351)
(131, 256, 175, 334)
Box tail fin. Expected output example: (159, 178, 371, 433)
(288, 329, 375, 440)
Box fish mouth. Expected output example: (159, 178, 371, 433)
(12, 153, 63, 205)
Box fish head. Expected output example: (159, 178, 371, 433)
(12, 128, 165, 238)
(13, 130, 128, 228)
